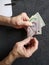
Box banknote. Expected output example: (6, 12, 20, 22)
(27, 27, 35, 37)
(27, 12, 45, 37)
(29, 13, 41, 34)
(36, 12, 45, 27)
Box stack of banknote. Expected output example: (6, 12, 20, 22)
(27, 12, 45, 37)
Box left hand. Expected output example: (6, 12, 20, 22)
(10, 12, 32, 29)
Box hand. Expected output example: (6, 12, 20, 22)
(0, 37, 38, 65)
(12, 37, 38, 58)
(10, 12, 32, 29)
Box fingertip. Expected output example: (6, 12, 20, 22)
(34, 37, 39, 44)
(29, 22, 33, 26)
(25, 21, 32, 26)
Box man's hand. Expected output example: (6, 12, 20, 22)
(10, 12, 32, 29)
(0, 12, 32, 29)
(0, 37, 38, 65)
(12, 37, 38, 58)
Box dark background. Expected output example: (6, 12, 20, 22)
(0, 0, 49, 65)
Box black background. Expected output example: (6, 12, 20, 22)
(0, 0, 49, 65)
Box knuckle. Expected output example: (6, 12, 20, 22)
(15, 43, 17, 46)
(24, 53, 31, 58)
(25, 55, 30, 58)
(16, 42, 19, 47)
(21, 12, 27, 16)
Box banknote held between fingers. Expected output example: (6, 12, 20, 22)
(9, 12, 32, 29)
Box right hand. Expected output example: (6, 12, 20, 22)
(10, 12, 32, 29)
(12, 37, 39, 58)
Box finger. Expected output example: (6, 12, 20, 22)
(23, 37, 38, 57)
(30, 38, 39, 53)
(21, 12, 29, 21)
(22, 21, 32, 26)
(33, 37, 38, 48)
(20, 37, 33, 45)
(23, 15, 29, 21)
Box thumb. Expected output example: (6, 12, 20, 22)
(22, 21, 32, 26)
(20, 37, 33, 45)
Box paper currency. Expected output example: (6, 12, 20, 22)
(27, 12, 45, 37)
(29, 13, 41, 34)
(36, 12, 45, 27)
